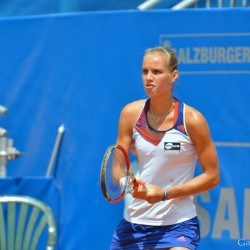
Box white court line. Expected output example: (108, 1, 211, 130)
(214, 142, 250, 147)
(159, 32, 250, 38)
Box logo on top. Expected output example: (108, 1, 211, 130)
(164, 142, 181, 151)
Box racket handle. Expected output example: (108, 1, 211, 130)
(133, 178, 138, 188)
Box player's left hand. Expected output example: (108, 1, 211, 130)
(130, 182, 164, 204)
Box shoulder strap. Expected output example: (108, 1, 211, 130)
(173, 99, 188, 136)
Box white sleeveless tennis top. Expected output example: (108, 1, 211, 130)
(124, 98, 198, 226)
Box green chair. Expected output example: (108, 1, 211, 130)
(0, 195, 57, 250)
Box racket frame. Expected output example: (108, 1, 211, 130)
(100, 144, 131, 203)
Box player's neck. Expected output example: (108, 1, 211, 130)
(149, 97, 174, 117)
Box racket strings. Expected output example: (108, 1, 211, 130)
(105, 148, 128, 201)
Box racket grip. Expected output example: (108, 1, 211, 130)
(133, 178, 138, 188)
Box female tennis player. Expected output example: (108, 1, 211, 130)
(110, 47, 220, 250)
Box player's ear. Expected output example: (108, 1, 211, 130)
(172, 70, 179, 83)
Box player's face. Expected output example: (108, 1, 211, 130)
(142, 52, 178, 98)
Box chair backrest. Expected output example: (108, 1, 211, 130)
(0, 195, 57, 250)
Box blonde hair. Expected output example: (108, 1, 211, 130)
(144, 47, 178, 72)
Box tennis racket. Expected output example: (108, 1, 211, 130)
(100, 144, 137, 203)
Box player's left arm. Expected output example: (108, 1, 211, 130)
(166, 106, 220, 199)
